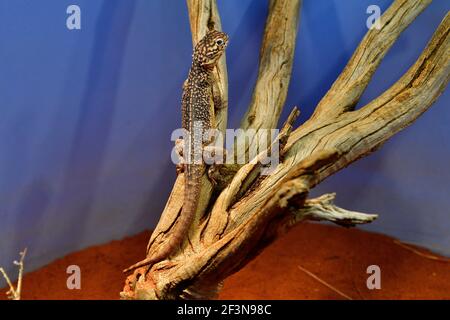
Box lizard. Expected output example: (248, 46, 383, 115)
(124, 29, 229, 273)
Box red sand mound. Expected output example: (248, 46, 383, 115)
(1, 222, 449, 300)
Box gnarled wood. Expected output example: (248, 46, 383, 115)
(121, 0, 449, 300)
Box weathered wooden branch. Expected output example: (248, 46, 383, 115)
(0, 248, 27, 300)
(295, 193, 378, 227)
(121, 0, 449, 299)
(312, 0, 432, 119)
(240, 0, 301, 131)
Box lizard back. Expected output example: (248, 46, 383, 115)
(124, 29, 228, 274)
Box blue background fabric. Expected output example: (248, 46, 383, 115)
(0, 0, 448, 283)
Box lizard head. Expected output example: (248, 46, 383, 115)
(193, 29, 229, 68)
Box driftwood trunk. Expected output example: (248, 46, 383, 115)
(121, 0, 449, 300)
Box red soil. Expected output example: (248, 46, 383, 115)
(1, 222, 449, 300)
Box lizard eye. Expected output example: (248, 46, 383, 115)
(216, 39, 224, 46)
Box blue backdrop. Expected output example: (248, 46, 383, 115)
(0, 0, 449, 283)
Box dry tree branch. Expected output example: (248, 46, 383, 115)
(238, 7, 449, 238)
(294, 193, 378, 227)
(286, 9, 450, 182)
(240, 0, 301, 132)
(0, 268, 16, 299)
(206, 0, 302, 188)
(122, 0, 449, 299)
(0, 248, 27, 300)
(311, 0, 432, 119)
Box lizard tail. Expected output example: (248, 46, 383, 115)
(123, 165, 202, 274)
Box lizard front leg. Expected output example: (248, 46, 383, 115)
(211, 77, 226, 110)
(203, 145, 227, 186)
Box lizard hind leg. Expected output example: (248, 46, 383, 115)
(175, 138, 186, 175)
(203, 145, 227, 186)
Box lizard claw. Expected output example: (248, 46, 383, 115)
(176, 163, 185, 175)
